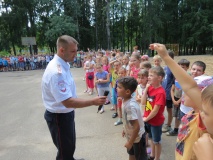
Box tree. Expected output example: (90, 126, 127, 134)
(45, 15, 77, 52)
(0, 0, 212, 54)
(105, 0, 111, 50)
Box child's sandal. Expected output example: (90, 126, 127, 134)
(110, 107, 115, 111)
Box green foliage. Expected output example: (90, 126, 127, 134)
(45, 15, 77, 43)
(0, 50, 10, 57)
(0, 0, 212, 54)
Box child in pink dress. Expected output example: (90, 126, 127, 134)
(129, 53, 141, 79)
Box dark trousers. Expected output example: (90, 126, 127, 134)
(44, 110, 76, 160)
(127, 133, 148, 160)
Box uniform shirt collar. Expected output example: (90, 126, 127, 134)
(55, 54, 70, 71)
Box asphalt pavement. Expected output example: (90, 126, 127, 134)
(0, 68, 176, 160)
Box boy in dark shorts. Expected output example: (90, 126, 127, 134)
(117, 76, 147, 160)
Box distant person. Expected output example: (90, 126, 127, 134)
(141, 55, 149, 62)
(129, 53, 141, 80)
(114, 67, 126, 126)
(84, 54, 95, 95)
(2, 57, 9, 72)
(136, 69, 150, 151)
(0, 57, 3, 71)
(122, 55, 130, 76)
(102, 56, 110, 73)
(136, 69, 148, 107)
(41, 35, 106, 160)
(109, 59, 121, 118)
(152, 55, 162, 67)
(140, 61, 152, 71)
(102, 56, 111, 105)
(94, 63, 111, 114)
(132, 45, 139, 55)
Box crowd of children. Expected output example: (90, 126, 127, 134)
(0, 54, 55, 71)
(0, 51, 86, 72)
(150, 43, 213, 160)
(3, 46, 212, 160)
(80, 45, 213, 160)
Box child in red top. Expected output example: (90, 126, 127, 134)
(141, 66, 166, 160)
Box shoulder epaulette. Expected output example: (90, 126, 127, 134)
(57, 64, 62, 74)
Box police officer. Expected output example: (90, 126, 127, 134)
(42, 35, 106, 160)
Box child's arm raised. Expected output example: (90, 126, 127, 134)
(150, 43, 201, 110)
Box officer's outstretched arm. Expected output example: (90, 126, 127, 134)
(62, 96, 106, 108)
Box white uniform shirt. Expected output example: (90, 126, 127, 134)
(42, 54, 77, 113)
(122, 98, 145, 143)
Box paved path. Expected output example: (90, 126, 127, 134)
(0, 68, 176, 160)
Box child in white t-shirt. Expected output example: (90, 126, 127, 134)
(117, 76, 147, 160)
(136, 69, 148, 111)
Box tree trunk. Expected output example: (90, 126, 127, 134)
(197, 45, 203, 55)
(121, 0, 124, 52)
(75, 0, 80, 43)
(12, 42, 16, 56)
(105, 0, 111, 50)
(95, 0, 98, 50)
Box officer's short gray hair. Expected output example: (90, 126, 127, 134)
(57, 35, 78, 49)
